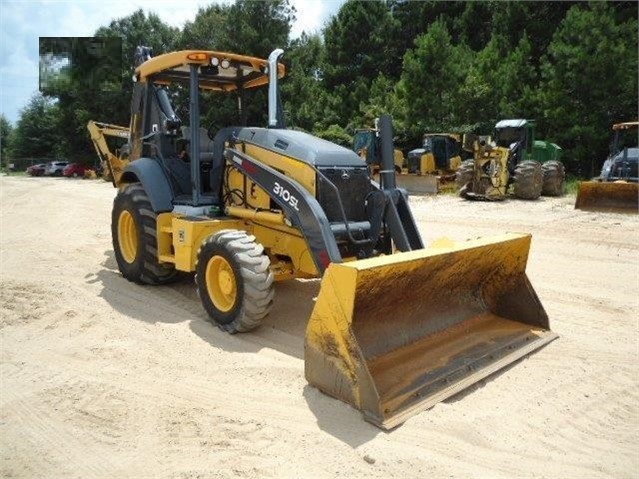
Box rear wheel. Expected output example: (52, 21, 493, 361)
(196, 230, 274, 333)
(541, 160, 565, 196)
(112, 183, 177, 284)
(455, 159, 475, 193)
(513, 160, 543, 200)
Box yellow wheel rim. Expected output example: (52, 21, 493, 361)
(118, 210, 138, 264)
(206, 255, 237, 313)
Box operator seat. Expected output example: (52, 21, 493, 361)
(181, 126, 215, 162)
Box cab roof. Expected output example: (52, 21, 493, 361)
(495, 119, 530, 129)
(134, 50, 285, 92)
(612, 121, 638, 130)
(423, 133, 461, 141)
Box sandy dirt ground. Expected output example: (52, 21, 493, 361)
(1, 175, 637, 479)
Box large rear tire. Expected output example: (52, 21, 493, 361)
(513, 160, 543, 200)
(112, 183, 178, 284)
(455, 159, 475, 193)
(196, 230, 274, 333)
(541, 160, 565, 196)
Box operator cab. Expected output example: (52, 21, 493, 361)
(127, 48, 285, 206)
(494, 119, 534, 169)
(494, 119, 532, 149)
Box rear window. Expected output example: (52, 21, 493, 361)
(612, 147, 638, 163)
(610, 148, 638, 180)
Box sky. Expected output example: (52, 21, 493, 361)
(0, 0, 345, 126)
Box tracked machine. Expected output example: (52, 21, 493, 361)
(92, 47, 557, 429)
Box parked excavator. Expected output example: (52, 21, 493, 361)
(575, 121, 638, 213)
(457, 119, 565, 200)
(90, 46, 557, 429)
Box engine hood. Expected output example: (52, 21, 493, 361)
(236, 128, 365, 168)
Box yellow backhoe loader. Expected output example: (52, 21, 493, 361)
(94, 46, 557, 429)
(575, 121, 638, 213)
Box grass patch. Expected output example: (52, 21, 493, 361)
(0, 168, 26, 176)
(564, 176, 582, 195)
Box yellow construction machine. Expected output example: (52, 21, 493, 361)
(97, 46, 557, 429)
(456, 136, 512, 200)
(406, 133, 464, 175)
(575, 121, 638, 213)
(353, 124, 406, 173)
(353, 128, 465, 194)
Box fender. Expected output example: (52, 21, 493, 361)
(120, 158, 174, 212)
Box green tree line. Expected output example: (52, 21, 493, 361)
(2, 0, 637, 178)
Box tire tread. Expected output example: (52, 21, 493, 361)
(195, 230, 274, 334)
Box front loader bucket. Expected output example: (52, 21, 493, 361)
(305, 233, 557, 429)
(575, 181, 638, 213)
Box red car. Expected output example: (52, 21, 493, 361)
(63, 163, 88, 178)
(26, 163, 46, 176)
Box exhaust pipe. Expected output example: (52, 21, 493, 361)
(268, 48, 284, 128)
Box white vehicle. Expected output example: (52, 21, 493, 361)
(45, 161, 69, 176)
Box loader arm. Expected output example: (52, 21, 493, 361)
(224, 147, 343, 274)
(376, 114, 423, 251)
(225, 138, 424, 272)
(87, 120, 131, 186)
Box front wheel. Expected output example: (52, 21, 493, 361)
(541, 160, 565, 196)
(111, 183, 178, 284)
(513, 160, 543, 200)
(196, 230, 274, 333)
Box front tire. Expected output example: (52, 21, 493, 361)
(111, 183, 177, 284)
(513, 160, 543, 200)
(196, 230, 274, 333)
(541, 160, 565, 196)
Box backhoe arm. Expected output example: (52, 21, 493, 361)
(87, 120, 130, 186)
